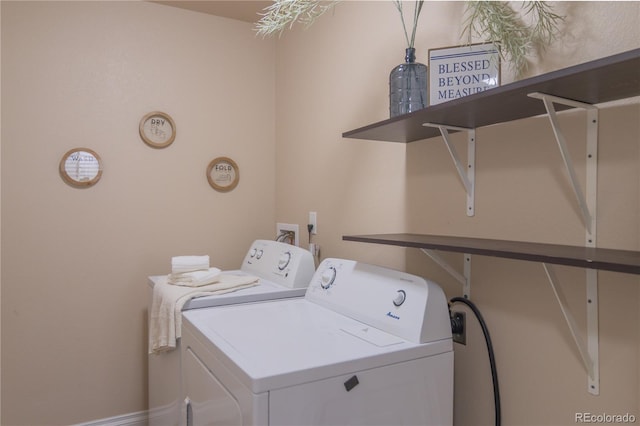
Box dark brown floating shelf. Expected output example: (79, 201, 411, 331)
(342, 48, 640, 143)
(343, 233, 640, 275)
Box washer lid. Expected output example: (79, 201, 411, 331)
(182, 298, 452, 393)
(149, 271, 306, 310)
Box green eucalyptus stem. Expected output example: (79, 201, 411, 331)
(394, 1, 410, 48)
(255, 0, 339, 37)
(463, 1, 530, 74)
(524, 1, 565, 47)
(394, 0, 424, 49)
(462, 1, 564, 76)
(411, 1, 424, 48)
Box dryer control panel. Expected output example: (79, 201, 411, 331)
(241, 240, 315, 289)
(306, 258, 451, 344)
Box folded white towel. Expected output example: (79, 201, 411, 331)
(148, 274, 260, 354)
(168, 267, 222, 287)
(171, 255, 210, 274)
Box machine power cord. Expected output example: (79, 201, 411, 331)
(450, 297, 501, 426)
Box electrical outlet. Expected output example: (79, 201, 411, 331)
(276, 223, 299, 246)
(451, 311, 466, 345)
(308, 211, 317, 235)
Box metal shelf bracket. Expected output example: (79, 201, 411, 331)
(530, 92, 599, 395)
(421, 249, 472, 298)
(543, 264, 599, 395)
(422, 123, 476, 217)
(527, 92, 598, 237)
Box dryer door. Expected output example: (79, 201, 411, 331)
(184, 347, 243, 426)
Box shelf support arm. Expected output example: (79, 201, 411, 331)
(542, 263, 599, 395)
(421, 249, 472, 299)
(422, 123, 476, 217)
(527, 92, 598, 235)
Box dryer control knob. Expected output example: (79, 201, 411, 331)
(249, 248, 257, 258)
(278, 252, 291, 270)
(256, 249, 264, 259)
(320, 267, 337, 289)
(393, 290, 406, 306)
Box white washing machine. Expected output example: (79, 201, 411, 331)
(148, 240, 316, 426)
(181, 258, 453, 426)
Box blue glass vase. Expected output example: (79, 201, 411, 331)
(389, 47, 428, 117)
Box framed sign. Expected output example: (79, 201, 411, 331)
(206, 157, 239, 192)
(428, 43, 500, 105)
(139, 111, 176, 148)
(59, 148, 103, 188)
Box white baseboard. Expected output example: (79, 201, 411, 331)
(73, 410, 148, 426)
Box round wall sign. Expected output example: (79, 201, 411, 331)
(139, 111, 176, 148)
(206, 157, 239, 192)
(59, 148, 103, 188)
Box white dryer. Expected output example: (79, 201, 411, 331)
(148, 240, 315, 426)
(182, 258, 453, 425)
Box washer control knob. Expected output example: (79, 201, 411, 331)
(393, 290, 406, 307)
(278, 252, 291, 270)
(320, 267, 337, 289)
(249, 248, 257, 258)
(256, 249, 264, 259)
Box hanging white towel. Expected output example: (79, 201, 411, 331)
(148, 274, 259, 354)
(168, 267, 222, 287)
(171, 255, 210, 274)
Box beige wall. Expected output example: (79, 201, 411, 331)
(1, 0, 639, 425)
(1, 1, 275, 424)
(275, 1, 639, 425)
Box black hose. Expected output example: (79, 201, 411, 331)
(450, 297, 501, 426)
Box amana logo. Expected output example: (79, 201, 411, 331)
(386, 311, 400, 320)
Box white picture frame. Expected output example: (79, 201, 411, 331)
(428, 43, 501, 106)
